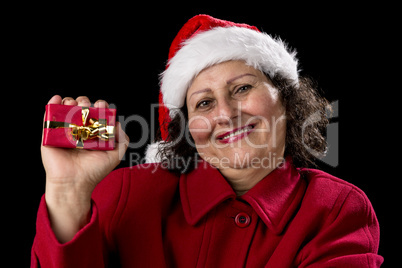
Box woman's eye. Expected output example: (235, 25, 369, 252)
(196, 100, 211, 109)
(235, 85, 252, 94)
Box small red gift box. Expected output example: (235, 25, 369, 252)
(43, 104, 116, 150)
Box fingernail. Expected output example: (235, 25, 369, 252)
(95, 100, 108, 108)
(62, 97, 73, 104)
(76, 96, 91, 104)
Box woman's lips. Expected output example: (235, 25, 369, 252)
(216, 124, 256, 144)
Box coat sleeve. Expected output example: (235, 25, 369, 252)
(298, 186, 384, 267)
(30, 168, 127, 268)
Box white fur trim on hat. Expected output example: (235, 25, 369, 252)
(144, 141, 163, 163)
(160, 26, 299, 110)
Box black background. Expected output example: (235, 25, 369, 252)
(6, 3, 395, 267)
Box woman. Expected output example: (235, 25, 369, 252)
(31, 15, 383, 267)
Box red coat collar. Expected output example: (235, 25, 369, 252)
(179, 158, 306, 234)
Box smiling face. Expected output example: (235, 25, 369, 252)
(186, 60, 286, 175)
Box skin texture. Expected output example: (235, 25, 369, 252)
(186, 61, 286, 195)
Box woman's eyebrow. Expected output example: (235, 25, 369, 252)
(189, 88, 212, 101)
(226, 73, 256, 84)
(189, 73, 256, 101)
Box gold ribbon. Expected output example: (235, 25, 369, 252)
(45, 107, 115, 149)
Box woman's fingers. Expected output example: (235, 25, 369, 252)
(62, 97, 78, 106)
(47, 95, 109, 108)
(76, 96, 91, 107)
(94, 99, 109, 109)
(48, 95, 63, 104)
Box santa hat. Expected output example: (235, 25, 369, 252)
(145, 14, 299, 163)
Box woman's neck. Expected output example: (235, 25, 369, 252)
(218, 155, 286, 196)
(219, 166, 274, 196)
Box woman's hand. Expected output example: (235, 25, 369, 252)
(41, 95, 129, 243)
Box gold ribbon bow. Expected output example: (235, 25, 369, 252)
(45, 107, 115, 149)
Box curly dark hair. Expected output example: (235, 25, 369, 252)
(155, 73, 331, 173)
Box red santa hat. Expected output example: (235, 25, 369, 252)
(146, 14, 299, 162)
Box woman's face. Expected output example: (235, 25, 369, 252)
(186, 60, 286, 171)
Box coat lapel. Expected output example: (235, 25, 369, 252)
(180, 158, 306, 234)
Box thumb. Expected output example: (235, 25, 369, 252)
(107, 122, 129, 163)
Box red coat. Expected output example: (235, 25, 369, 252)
(31, 160, 383, 267)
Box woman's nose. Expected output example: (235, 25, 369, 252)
(214, 98, 240, 125)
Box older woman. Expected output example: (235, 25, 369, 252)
(31, 15, 383, 267)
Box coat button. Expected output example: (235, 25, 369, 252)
(235, 212, 251, 228)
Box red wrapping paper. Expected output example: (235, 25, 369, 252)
(43, 104, 116, 150)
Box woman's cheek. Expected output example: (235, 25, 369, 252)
(188, 115, 213, 145)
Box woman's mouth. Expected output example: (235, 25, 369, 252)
(216, 124, 256, 144)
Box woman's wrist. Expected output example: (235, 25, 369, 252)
(45, 174, 95, 204)
(45, 180, 93, 243)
